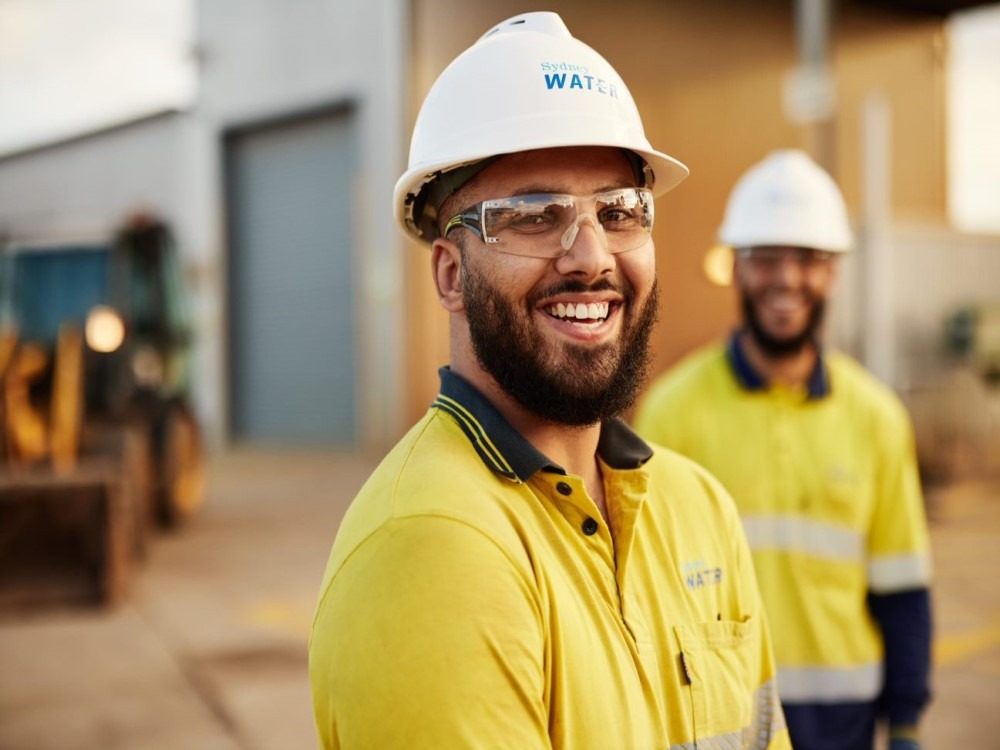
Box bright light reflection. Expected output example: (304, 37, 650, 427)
(703, 244, 734, 287)
(86, 305, 126, 353)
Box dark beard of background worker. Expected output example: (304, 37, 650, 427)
(309, 11, 792, 750)
(741, 282, 825, 357)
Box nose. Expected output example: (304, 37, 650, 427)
(772, 253, 805, 286)
(554, 215, 615, 280)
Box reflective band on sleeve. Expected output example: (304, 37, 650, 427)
(868, 554, 932, 593)
(670, 678, 786, 750)
(776, 662, 882, 702)
(742, 515, 863, 561)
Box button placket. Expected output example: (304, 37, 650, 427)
(542, 476, 609, 550)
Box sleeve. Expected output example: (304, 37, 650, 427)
(868, 588, 933, 728)
(867, 405, 932, 593)
(309, 515, 550, 750)
(866, 403, 933, 728)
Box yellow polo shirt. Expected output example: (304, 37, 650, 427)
(310, 368, 789, 749)
(634, 342, 931, 705)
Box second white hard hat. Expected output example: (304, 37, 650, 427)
(394, 11, 689, 244)
(719, 149, 853, 253)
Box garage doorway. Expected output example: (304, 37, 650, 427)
(225, 106, 358, 445)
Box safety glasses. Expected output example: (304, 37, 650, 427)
(736, 246, 836, 269)
(443, 187, 654, 258)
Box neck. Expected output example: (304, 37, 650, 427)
(739, 328, 819, 389)
(450, 352, 608, 521)
(503, 394, 609, 523)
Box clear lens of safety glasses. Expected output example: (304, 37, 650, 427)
(444, 187, 654, 258)
(736, 246, 836, 268)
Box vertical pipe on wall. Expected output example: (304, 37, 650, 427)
(796, 0, 829, 70)
(793, 0, 836, 171)
(860, 91, 894, 386)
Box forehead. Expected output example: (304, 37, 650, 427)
(460, 147, 637, 204)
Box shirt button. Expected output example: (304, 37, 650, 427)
(556, 481, 572, 496)
(582, 517, 599, 536)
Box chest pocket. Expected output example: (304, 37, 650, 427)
(674, 618, 758, 744)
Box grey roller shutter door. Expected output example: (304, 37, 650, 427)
(227, 109, 358, 445)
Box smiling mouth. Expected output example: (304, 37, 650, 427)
(544, 301, 611, 323)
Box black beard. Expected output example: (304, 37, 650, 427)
(462, 255, 658, 427)
(741, 290, 825, 358)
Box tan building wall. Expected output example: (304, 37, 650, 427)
(402, 0, 947, 427)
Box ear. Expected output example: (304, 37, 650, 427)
(731, 254, 749, 286)
(432, 237, 466, 313)
(826, 255, 842, 290)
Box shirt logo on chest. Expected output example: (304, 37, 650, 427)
(682, 558, 723, 590)
(828, 464, 857, 482)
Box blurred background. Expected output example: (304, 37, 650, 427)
(0, 0, 997, 748)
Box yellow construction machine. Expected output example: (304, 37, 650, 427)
(0, 216, 204, 606)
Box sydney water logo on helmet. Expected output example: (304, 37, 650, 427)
(540, 61, 619, 99)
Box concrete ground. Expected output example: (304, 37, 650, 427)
(0, 449, 997, 749)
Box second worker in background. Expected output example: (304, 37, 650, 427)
(635, 150, 933, 750)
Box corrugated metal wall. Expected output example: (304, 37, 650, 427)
(226, 108, 358, 445)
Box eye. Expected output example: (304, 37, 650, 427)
(489, 209, 557, 235)
(598, 205, 643, 230)
(599, 208, 625, 224)
(596, 190, 650, 231)
(510, 213, 553, 229)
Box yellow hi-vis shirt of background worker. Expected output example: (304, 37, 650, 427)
(634, 344, 932, 705)
(310, 368, 790, 749)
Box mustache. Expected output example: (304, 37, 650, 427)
(527, 277, 630, 306)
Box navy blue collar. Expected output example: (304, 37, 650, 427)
(725, 330, 830, 399)
(432, 367, 654, 481)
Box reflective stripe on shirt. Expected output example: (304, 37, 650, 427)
(742, 515, 863, 561)
(868, 553, 932, 593)
(777, 662, 882, 702)
(670, 678, 786, 750)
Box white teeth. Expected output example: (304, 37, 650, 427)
(766, 295, 804, 312)
(546, 302, 610, 321)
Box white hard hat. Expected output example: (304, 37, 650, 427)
(719, 149, 852, 253)
(394, 11, 689, 244)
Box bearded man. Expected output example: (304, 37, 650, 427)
(635, 150, 933, 750)
(309, 12, 790, 750)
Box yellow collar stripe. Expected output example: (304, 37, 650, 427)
(433, 394, 517, 479)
